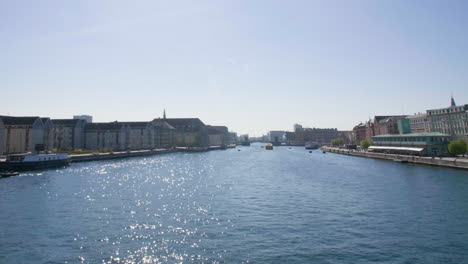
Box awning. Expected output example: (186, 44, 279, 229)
(368, 146, 424, 152)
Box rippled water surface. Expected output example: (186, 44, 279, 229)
(1, 144, 468, 263)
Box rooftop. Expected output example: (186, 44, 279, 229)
(162, 118, 206, 127)
(372, 132, 449, 138)
(0, 116, 41, 126)
(52, 119, 85, 125)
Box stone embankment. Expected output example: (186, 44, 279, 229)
(70, 146, 228, 163)
(70, 149, 176, 163)
(321, 146, 468, 171)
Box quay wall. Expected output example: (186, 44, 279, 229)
(322, 147, 468, 171)
(70, 149, 176, 163)
(70, 145, 228, 163)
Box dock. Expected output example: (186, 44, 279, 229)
(321, 147, 468, 170)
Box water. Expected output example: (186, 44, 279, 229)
(1, 144, 468, 263)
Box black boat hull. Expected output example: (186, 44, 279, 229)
(0, 159, 71, 172)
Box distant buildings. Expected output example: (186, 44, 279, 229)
(352, 96, 467, 156)
(406, 113, 431, 133)
(52, 119, 87, 150)
(0, 116, 47, 154)
(267, 131, 287, 144)
(40, 118, 55, 152)
(207, 126, 229, 147)
(426, 99, 468, 139)
(0, 112, 232, 155)
(351, 97, 468, 144)
(353, 115, 418, 143)
(73, 115, 93, 123)
(163, 118, 209, 147)
(84, 122, 128, 150)
(228, 132, 238, 144)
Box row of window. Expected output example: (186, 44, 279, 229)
(373, 136, 448, 143)
(428, 107, 465, 115)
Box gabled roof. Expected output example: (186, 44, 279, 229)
(152, 119, 175, 129)
(120, 122, 150, 129)
(85, 122, 123, 130)
(52, 119, 84, 126)
(207, 125, 228, 134)
(161, 118, 205, 128)
(0, 116, 41, 126)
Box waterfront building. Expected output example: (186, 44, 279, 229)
(52, 119, 87, 151)
(162, 118, 209, 147)
(40, 118, 55, 152)
(0, 116, 46, 154)
(151, 119, 176, 149)
(303, 128, 339, 144)
(84, 122, 127, 150)
(73, 115, 93, 123)
(120, 122, 153, 150)
(373, 115, 406, 135)
(337, 131, 353, 143)
(228, 132, 238, 144)
(371, 132, 450, 156)
(353, 115, 406, 143)
(352, 122, 369, 143)
(426, 98, 468, 140)
(207, 126, 229, 147)
(267, 131, 287, 145)
(239, 134, 249, 143)
(406, 113, 431, 133)
(294, 124, 304, 133)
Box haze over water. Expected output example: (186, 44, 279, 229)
(1, 144, 468, 263)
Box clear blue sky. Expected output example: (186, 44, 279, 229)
(1, 0, 467, 136)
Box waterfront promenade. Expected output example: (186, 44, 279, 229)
(322, 146, 468, 170)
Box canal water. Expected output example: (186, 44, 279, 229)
(1, 144, 468, 263)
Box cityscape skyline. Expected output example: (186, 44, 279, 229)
(2, 0, 468, 136)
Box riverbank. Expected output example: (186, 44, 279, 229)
(322, 146, 468, 170)
(70, 145, 230, 163)
(70, 149, 177, 162)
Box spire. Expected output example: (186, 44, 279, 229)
(451, 96, 456, 107)
(163, 109, 166, 119)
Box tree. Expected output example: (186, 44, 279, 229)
(448, 139, 467, 156)
(331, 138, 344, 146)
(360, 139, 372, 150)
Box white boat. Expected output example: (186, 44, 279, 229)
(305, 142, 319, 150)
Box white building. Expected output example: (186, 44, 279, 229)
(267, 131, 287, 143)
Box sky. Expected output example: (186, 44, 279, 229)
(1, 0, 467, 136)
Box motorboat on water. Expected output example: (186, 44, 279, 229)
(0, 153, 71, 172)
(0, 172, 20, 177)
(305, 142, 319, 150)
(265, 144, 274, 150)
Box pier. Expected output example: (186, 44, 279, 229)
(322, 146, 468, 170)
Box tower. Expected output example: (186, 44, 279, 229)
(163, 109, 166, 119)
(451, 96, 456, 107)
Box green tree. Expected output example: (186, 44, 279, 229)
(448, 139, 467, 156)
(331, 138, 344, 146)
(360, 139, 372, 150)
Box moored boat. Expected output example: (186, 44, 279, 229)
(0, 153, 71, 172)
(265, 144, 273, 150)
(0, 172, 20, 177)
(305, 142, 319, 150)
